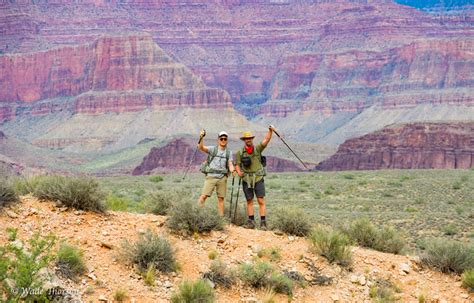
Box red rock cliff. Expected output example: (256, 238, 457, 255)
(132, 138, 304, 175)
(316, 122, 474, 170)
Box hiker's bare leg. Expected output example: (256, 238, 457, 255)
(217, 197, 225, 216)
(257, 197, 266, 216)
(198, 194, 208, 207)
(247, 199, 254, 216)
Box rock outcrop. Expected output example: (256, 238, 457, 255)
(317, 122, 474, 171)
(132, 138, 304, 175)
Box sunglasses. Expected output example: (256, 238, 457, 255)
(219, 137, 228, 141)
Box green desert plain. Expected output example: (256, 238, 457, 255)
(97, 169, 473, 251)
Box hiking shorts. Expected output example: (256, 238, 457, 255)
(202, 176, 228, 198)
(242, 179, 265, 201)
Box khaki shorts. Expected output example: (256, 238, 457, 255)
(201, 176, 228, 198)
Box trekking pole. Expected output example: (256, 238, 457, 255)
(182, 130, 205, 180)
(232, 177, 242, 223)
(272, 129, 310, 171)
(228, 175, 235, 219)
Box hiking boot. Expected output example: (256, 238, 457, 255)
(260, 220, 267, 231)
(245, 219, 256, 229)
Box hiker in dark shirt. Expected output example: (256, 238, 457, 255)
(198, 130, 236, 216)
(235, 125, 275, 230)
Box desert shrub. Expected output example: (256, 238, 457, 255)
(11, 176, 42, 196)
(257, 247, 282, 262)
(0, 228, 56, 301)
(208, 250, 218, 260)
(341, 218, 405, 254)
(308, 226, 352, 267)
(461, 269, 474, 292)
(239, 262, 294, 294)
(143, 264, 156, 286)
(261, 288, 276, 303)
(229, 204, 248, 226)
(167, 201, 224, 235)
(113, 288, 128, 302)
(105, 194, 130, 212)
(121, 229, 177, 273)
(268, 273, 294, 295)
(420, 238, 474, 274)
(239, 262, 273, 288)
(270, 206, 312, 236)
(55, 243, 87, 280)
(171, 279, 215, 303)
(202, 259, 235, 288)
(369, 279, 400, 303)
(149, 175, 164, 183)
(33, 175, 105, 212)
(141, 189, 187, 215)
(0, 179, 18, 208)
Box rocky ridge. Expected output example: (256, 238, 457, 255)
(0, 196, 472, 302)
(316, 122, 474, 171)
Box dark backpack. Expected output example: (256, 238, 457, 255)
(239, 147, 266, 175)
(200, 147, 230, 175)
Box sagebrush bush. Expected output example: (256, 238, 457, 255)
(171, 279, 215, 303)
(461, 269, 474, 292)
(149, 175, 164, 183)
(105, 194, 130, 212)
(56, 243, 87, 280)
(202, 259, 235, 288)
(239, 262, 294, 294)
(113, 288, 128, 302)
(270, 206, 312, 236)
(0, 228, 56, 301)
(341, 218, 404, 254)
(167, 201, 224, 235)
(420, 238, 474, 274)
(228, 204, 248, 226)
(257, 247, 282, 262)
(141, 190, 187, 215)
(308, 226, 352, 267)
(121, 229, 177, 273)
(33, 175, 105, 212)
(0, 179, 18, 208)
(11, 176, 41, 196)
(239, 262, 274, 288)
(268, 273, 294, 295)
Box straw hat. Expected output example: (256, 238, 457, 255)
(240, 131, 255, 140)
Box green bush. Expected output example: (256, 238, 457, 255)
(105, 194, 130, 212)
(268, 273, 294, 295)
(229, 204, 248, 226)
(113, 288, 128, 302)
(55, 243, 87, 280)
(202, 259, 235, 288)
(308, 226, 352, 267)
(461, 269, 474, 292)
(257, 247, 282, 262)
(341, 218, 405, 254)
(270, 206, 312, 236)
(420, 238, 474, 274)
(11, 176, 42, 196)
(239, 262, 273, 288)
(171, 279, 215, 303)
(141, 190, 187, 216)
(121, 229, 177, 273)
(0, 179, 18, 208)
(149, 175, 164, 183)
(167, 201, 225, 235)
(0, 228, 56, 301)
(33, 175, 105, 212)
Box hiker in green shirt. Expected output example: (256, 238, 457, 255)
(235, 125, 275, 230)
(198, 130, 236, 216)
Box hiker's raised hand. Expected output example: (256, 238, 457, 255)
(200, 129, 206, 138)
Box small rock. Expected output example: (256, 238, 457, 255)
(330, 294, 339, 302)
(460, 294, 468, 299)
(399, 263, 410, 274)
(98, 294, 108, 301)
(157, 221, 165, 227)
(349, 275, 358, 283)
(102, 231, 108, 236)
(137, 229, 145, 235)
(164, 281, 173, 288)
(242, 297, 258, 303)
(217, 238, 225, 244)
(5, 210, 18, 219)
(87, 273, 97, 281)
(358, 276, 366, 286)
(151, 218, 158, 222)
(100, 242, 113, 249)
(273, 230, 284, 236)
(288, 236, 295, 241)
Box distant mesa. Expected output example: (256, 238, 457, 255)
(316, 122, 474, 171)
(132, 138, 305, 175)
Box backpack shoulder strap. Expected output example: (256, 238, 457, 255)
(208, 146, 218, 163)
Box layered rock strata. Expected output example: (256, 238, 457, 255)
(316, 122, 474, 170)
